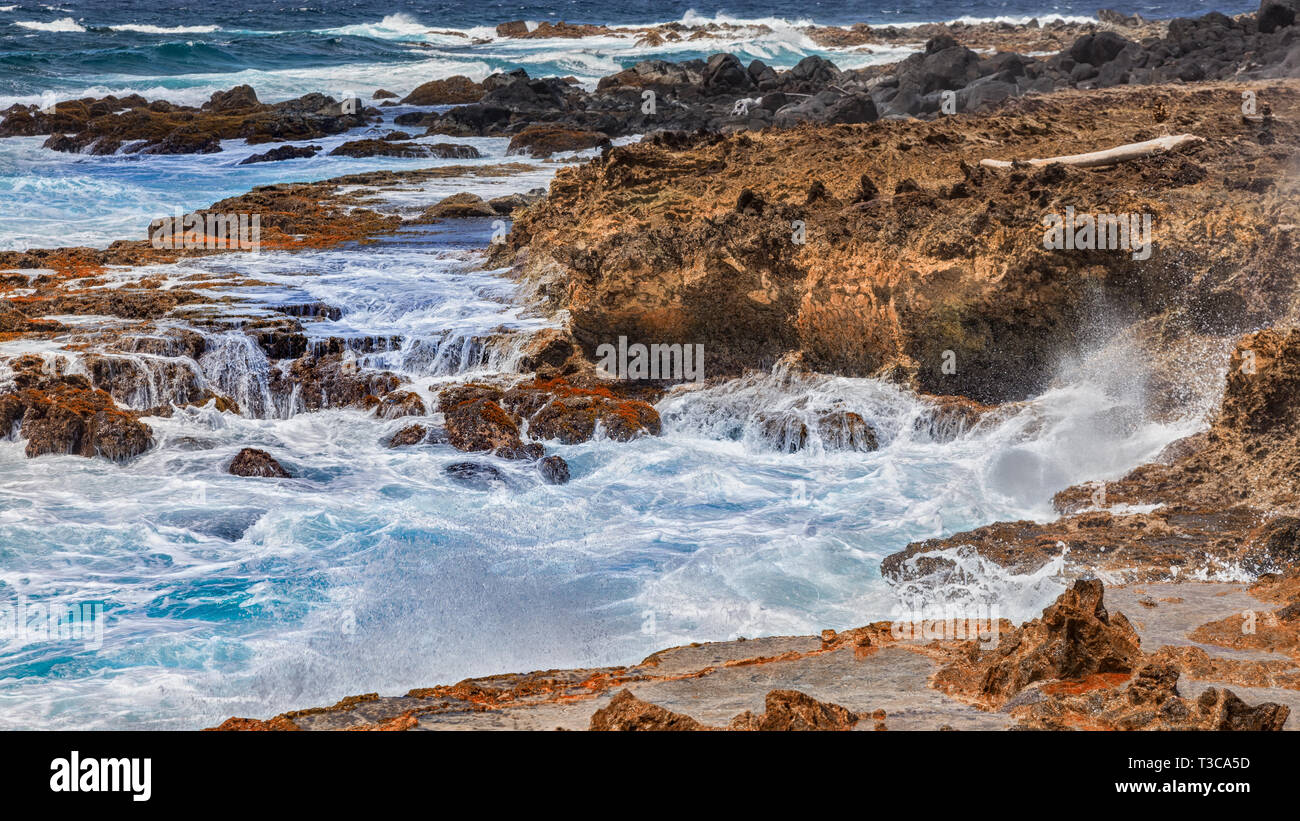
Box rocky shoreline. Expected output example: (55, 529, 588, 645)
(4, 5, 1300, 730)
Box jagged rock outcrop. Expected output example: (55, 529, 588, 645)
(935, 579, 1143, 705)
(497, 83, 1298, 401)
(928, 580, 1289, 729)
(589, 690, 705, 731)
(727, 689, 862, 731)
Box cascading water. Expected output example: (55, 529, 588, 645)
(197, 332, 277, 418)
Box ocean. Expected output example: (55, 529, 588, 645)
(0, 1, 1237, 728)
(0, 1, 1258, 103)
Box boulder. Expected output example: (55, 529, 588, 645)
(421, 192, 498, 218)
(400, 76, 484, 106)
(228, 447, 291, 478)
(444, 461, 507, 489)
(203, 85, 260, 112)
(702, 53, 754, 91)
(238, 144, 321, 164)
(388, 423, 429, 447)
(442, 395, 528, 457)
(375, 391, 426, 419)
(506, 126, 611, 157)
(1067, 31, 1134, 66)
(538, 454, 570, 484)
(1258, 1, 1297, 34)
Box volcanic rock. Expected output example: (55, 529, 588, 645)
(538, 454, 570, 484)
(727, 689, 861, 731)
(400, 76, 485, 105)
(238, 144, 322, 164)
(228, 447, 291, 478)
(589, 690, 704, 731)
(506, 126, 611, 157)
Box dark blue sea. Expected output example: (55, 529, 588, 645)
(0, 0, 1258, 101)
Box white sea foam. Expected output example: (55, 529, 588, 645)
(14, 16, 83, 31)
(107, 24, 221, 34)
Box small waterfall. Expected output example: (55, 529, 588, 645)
(197, 331, 275, 419)
(80, 353, 205, 411)
(316, 330, 543, 378)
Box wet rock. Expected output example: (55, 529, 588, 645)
(388, 424, 429, 447)
(0, 373, 152, 461)
(442, 396, 526, 456)
(914, 395, 995, 442)
(437, 383, 504, 411)
(538, 454, 570, 484)
(421, 193, 499, 219)
(755, 412, 808, 452)
(0, 300, 64, 334)
(444, 461, 507, 489)
(488, 189, 547, 215)
(375, 390, 427, 420)
(526, 390, 661, 444)
(372, 89, 399, 100)
(328, 139, 480, 159)
(506, 126, 611, 158)
(22, 87, 376, 155)
(271, 354, 401, 414)
(589, 690, 704, 731)
(238, 144, 322, 164)
(815, 410, 878, 451)
(228, 447, 291, 478)
(1239, 516, 1300, 575)
(400, 76, 484, 105)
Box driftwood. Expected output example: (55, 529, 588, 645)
(979, 134, 1205, 169)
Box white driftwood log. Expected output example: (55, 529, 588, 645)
(979, 134, 1205, 169)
